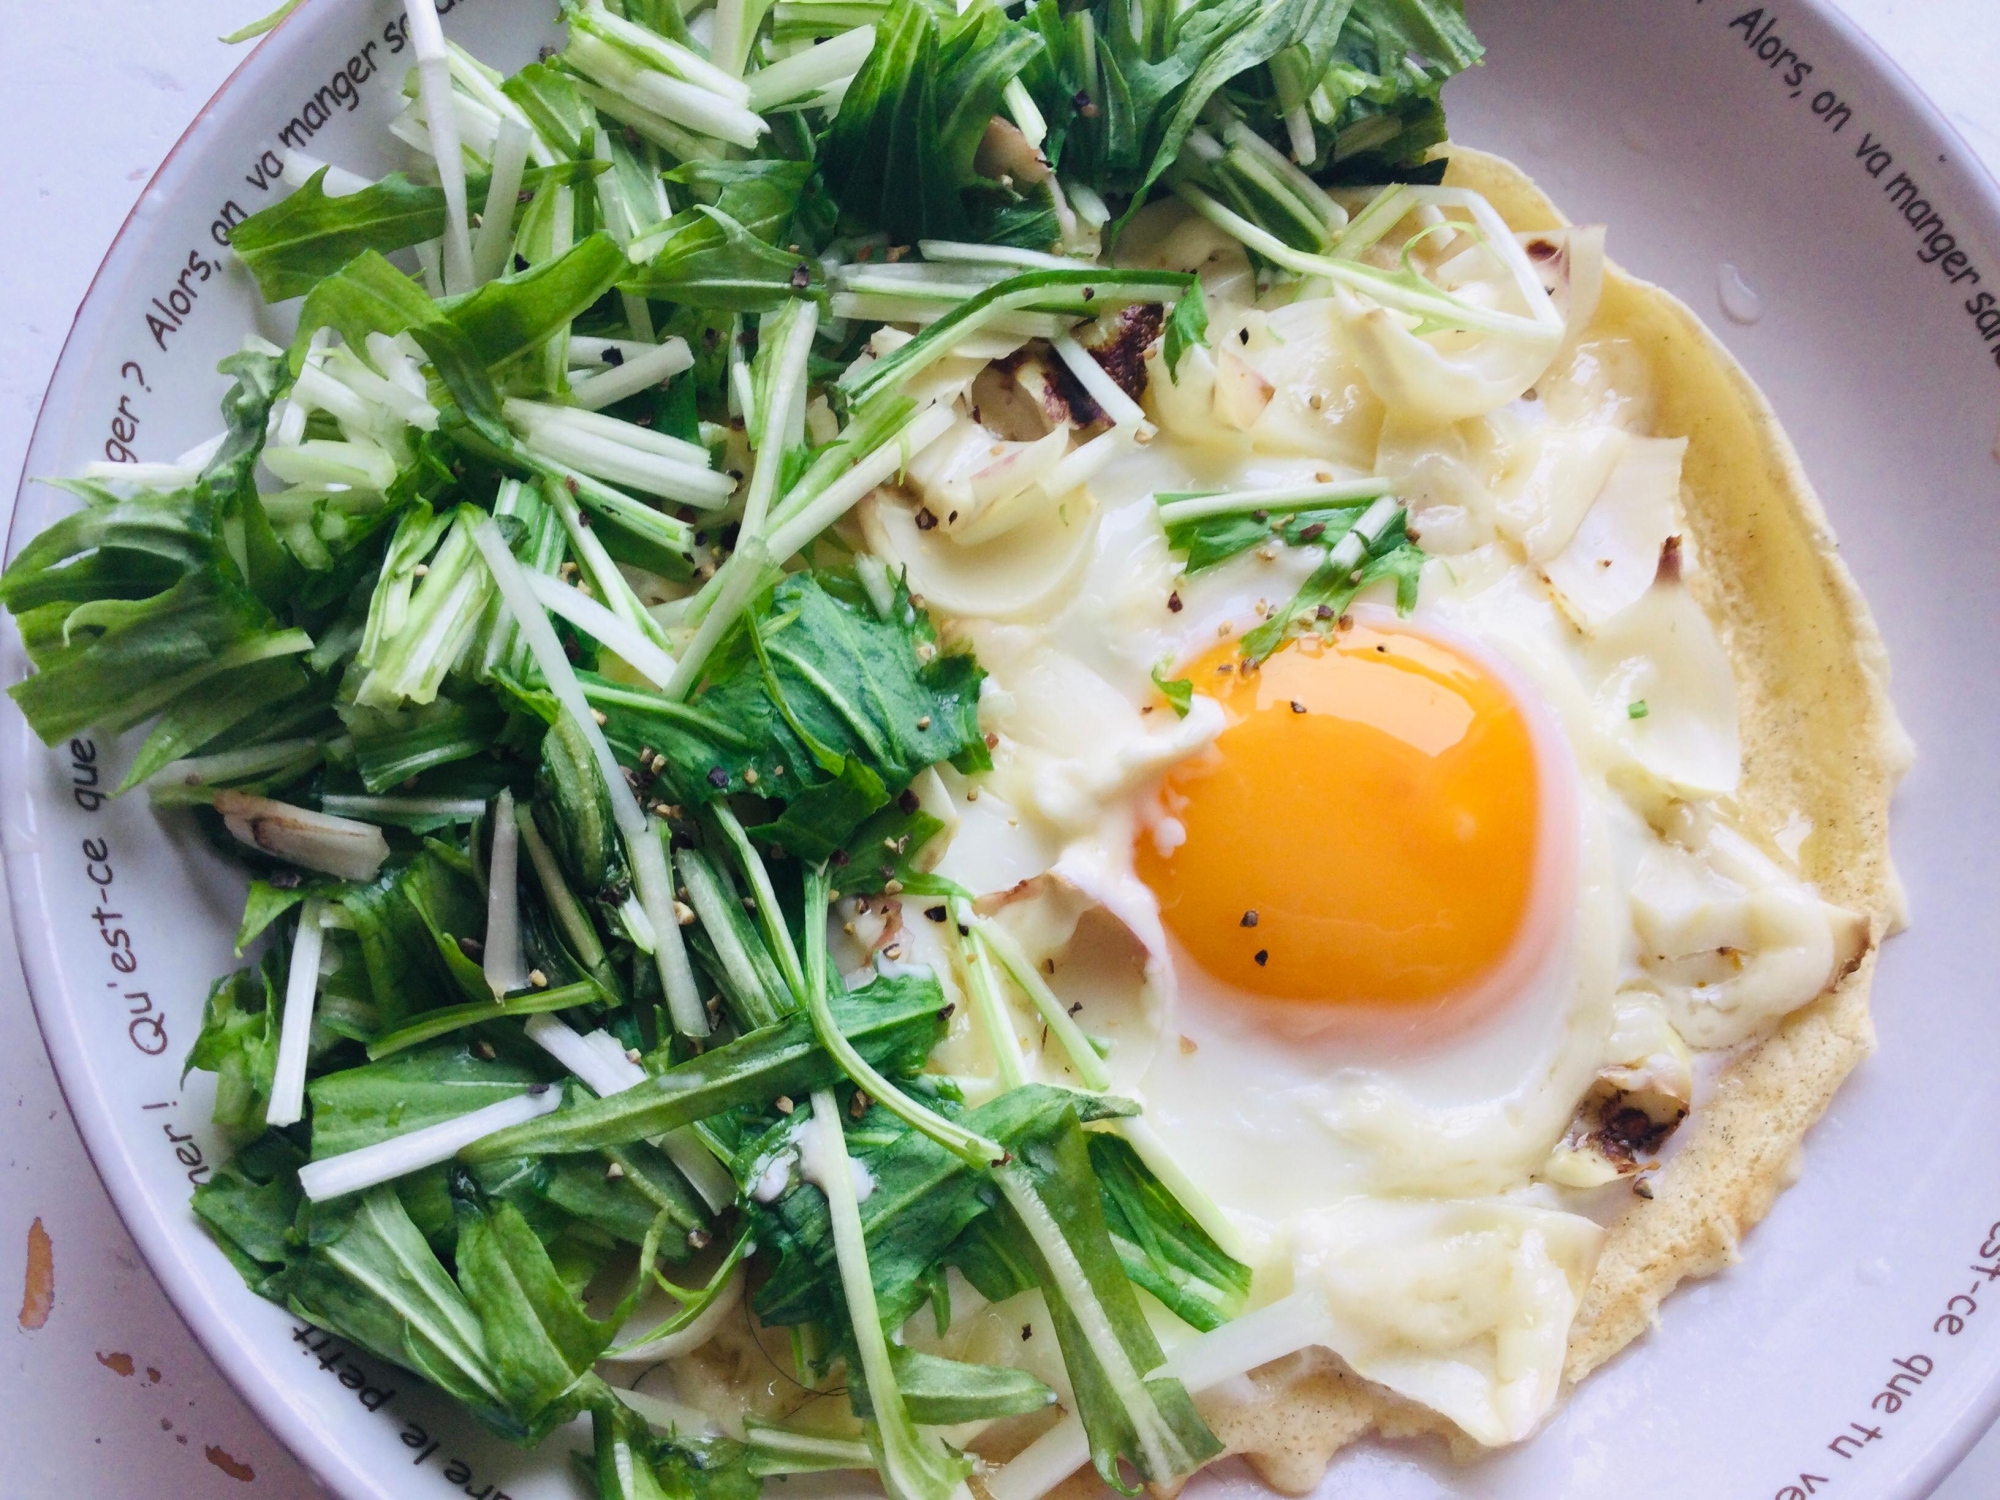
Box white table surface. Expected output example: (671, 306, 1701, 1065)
(4, 2, 1998, 1495)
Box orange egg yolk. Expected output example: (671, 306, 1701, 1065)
(1135, 623, 1541, 1009)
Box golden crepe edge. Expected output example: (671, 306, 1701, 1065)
(1048, 144, 1913, 1498)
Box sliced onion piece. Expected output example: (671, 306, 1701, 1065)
(858, 483, 1100, 622)
(903, 417, 1071, 545)
(1517, 224, 1607, 368)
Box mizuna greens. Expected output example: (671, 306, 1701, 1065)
(4, 0, 1492, 1493)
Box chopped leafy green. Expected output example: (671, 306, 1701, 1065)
(595, 571, 986, 861)
(231, 170, 459, 303)
(190, 1130, 307, 1287)
(363, 984, 597, 1060)
(503, 63, 598, 161)
(1090, 1133, 1250, 1331)
(667, 159, 820, 249)
(881, 1345, 1056, 1425)
(1164, 498, 1379, 576)
(290, 251, 439, 368)
(1239, 517, 1424, 664)
(184, 953, 283, 1133)
(450, 1181, 620, 1438)
(594, 1404, 761, 1500)
(1162, 282, 1209, 377)
(4, 348, 313, 754)
(9, 570, 309, 746)
(821, 0, 1047, 244)
(991, 1109, 1221, 1489)
(463, 973, 950, 1160)
(621, 208, 820, 313)
(329, 840, 494, 1029)
(294, 235, 625, 379)
(307, 1042, 547, 1158)
(752, 1083, 1136, 1330)
(445, 234, 627, 369)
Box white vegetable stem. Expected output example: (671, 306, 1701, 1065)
(525, 1012, 641, 1095)
(568, 337, 696, 411)
(970, 914, 1109, 1090)
(149, 739, 322, 797)
(469, 518, 709, 1036)
(1173, 181, 1563, 342)
(511, 399, 711, 468)
(664, 535, 772, 701)
(403, 0, 474, 294)
(914, 240, 1078, 270)
(802, 1089, 972, 1500)
(1324, 495, 1404, 575)
(604, 1262, 746, 1361)
(471, 116, 532, 285)
(742, 302, 820, 540)
(507, 399, 733, 507)
(523, 1014, 735, 1212)
(1154, 477, 1392, 526)
(319, 794, 486, 820)
(709, 0, 756, 78)
(744, 26, 876, 110)
(525, 570, 678, 689)
(483, 788, 530, 997)
(515, 804, 607, 968)
(297, 1085, 563, 1201)
(539, 476, 676, 656)
(325, 345, 440, 430)
(572, 5, 753, 102)
(80, 460, 204, 488)
(264, 897, 330, 1129)
(954, 899, 1026, 1091)
(992, 1164, 1191, 1484)
(1002, 77, 1047, 149)
(564, 31, 766, 148)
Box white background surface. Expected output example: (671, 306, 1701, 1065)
(2, 2, 1996, 1496)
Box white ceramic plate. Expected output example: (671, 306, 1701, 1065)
(8, 2, 2000, 1496)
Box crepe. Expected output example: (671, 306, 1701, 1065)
(1042, 144, 1911, 1496)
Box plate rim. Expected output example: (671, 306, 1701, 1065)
(6, 2, 2000, 1498)
(1, 12, 423, 1498)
